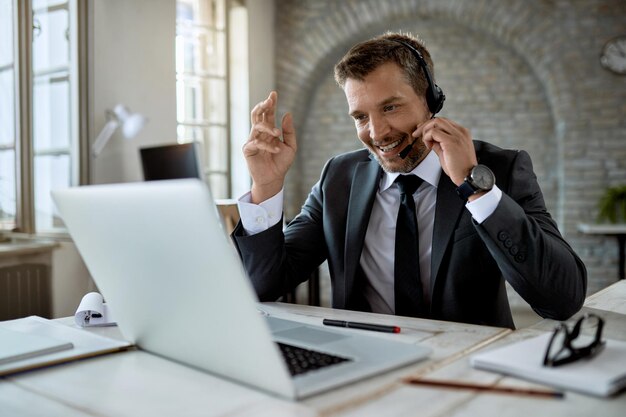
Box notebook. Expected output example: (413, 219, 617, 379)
(0, 327, 73, 365)
(52, 179, 430, 400)
(470, 332, 626, 397)
(0, 316, 131, 376)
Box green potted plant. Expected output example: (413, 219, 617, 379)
(597, 185, 626, 224)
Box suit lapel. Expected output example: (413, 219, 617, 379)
(343, 158, 382, 305)
(430, 174, 466, 299)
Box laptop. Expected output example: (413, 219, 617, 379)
(52, 179, 430, 399)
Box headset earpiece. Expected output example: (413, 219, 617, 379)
(391, 39, 445, 116)
(428, 84, 445, 115)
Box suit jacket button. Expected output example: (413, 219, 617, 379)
(515, 254, 526, 263)
(498, 231, 509, 241)
(510, 245, 519, 255)
(504, 238, 513, 248)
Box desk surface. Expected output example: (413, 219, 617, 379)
(578, 223, 626, 235)
(1, 282, 625, 417)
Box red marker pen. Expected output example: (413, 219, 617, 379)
(323, 319, 401, 334)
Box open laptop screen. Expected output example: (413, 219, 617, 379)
(140, 143, 202, 181)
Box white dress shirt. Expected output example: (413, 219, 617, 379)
(237, 150, 502, 314)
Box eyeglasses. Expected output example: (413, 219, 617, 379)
(543, 313, 606, 367)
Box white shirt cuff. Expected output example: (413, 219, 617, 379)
(465, 185, 502, 224)
(237, 189, 284, 234)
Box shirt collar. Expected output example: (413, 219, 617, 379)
(379, 150, 442, 193)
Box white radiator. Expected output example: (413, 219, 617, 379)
(0, 264, 51, 320)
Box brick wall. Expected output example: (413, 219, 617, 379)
(273, 0, 626, 305)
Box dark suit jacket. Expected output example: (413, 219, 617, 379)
(233, 141, 587, 328)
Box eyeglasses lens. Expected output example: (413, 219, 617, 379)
(547, 325, 569, 363)
(571, 315, 601, 350)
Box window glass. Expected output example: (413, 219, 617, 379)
(176, 0, 229, 198)
(208, 173, 227, 199)
(177, 125, 209, 142)
(211, 0, 226, 30)
(0, 68, 15, 146)
(208, 78, 227, 124)
(34, 154, 70, 230)
(0, 0, 16, 229)
(32, 0, 65, 9)
(0, 0, 12, 68)
(32, 6, 69, 73)
(208, 126, 227, 171)
(0, 150, 16, 228)
(32, 0, 77, 232)
(209, 30, 226, 76)
(177, 76, 208, 122)
(33, 77, 70, 150)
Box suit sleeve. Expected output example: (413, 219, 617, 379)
(475, 150, 587, 320)
(231, 161, 331, 302)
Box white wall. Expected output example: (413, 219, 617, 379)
(246, 0, 275, 107)
(51, 241, 97, 317)
(52, 0, 177, 317)
(91, 0, 177, 184)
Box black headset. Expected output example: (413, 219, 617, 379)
(391, 39, 445, 116)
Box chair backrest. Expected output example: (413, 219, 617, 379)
(213, 201, 320, 307)
(140, 143, 202, 181)
(214, 199, 240, 234)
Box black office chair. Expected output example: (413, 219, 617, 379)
(281, 268, 321, 306)
(140, 142, 202, 181)
(281, 218, 321, 306)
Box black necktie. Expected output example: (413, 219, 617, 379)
(394, 174, 425, 317)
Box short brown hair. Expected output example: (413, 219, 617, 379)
(334, 32, 435, 99)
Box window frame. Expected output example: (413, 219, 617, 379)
(4, 0, 89, 237)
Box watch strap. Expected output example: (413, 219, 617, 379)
(456, 180, 476, 201)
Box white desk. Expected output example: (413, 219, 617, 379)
(583, 278, 626, 314)
(1, 282, 625, 416)
(386, 281, 626, 417)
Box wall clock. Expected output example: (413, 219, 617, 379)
(600, 35, 626, 75)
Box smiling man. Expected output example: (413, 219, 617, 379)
(232, 32, 587, 328)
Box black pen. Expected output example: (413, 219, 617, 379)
(323, 319, 401, 333)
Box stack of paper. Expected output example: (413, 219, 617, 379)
(0, 328, 73, 365)
(0, 316, 132, 376)
(470, 332, 626, 397)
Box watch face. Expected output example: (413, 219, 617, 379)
(600, 36, 626, 75)
(471, 165, 495, 190)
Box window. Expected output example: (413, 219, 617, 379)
(3, 1, 248, 233)
(32, 0, 79, 231)
(175, 0, 250, 199)
(176, 0, 230, 198)
(0, 0, 17, 229)
(0, 0, 83, 234)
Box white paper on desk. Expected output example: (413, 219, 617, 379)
(0, 327, 73, 365)
(75, 292, 116, 327)
(470, 332, 626, 397)
(0, 316, 132, 376)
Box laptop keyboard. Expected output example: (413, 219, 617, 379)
(277, 342, 351, 376)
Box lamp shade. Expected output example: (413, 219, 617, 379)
(92, 104, 147, 157)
